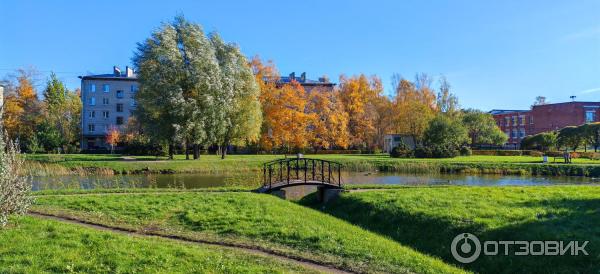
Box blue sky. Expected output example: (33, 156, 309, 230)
(1, 0, 598, 110)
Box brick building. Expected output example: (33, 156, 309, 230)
(491, 101, 600, 146)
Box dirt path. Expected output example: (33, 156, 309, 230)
(28, 211, 352, 274)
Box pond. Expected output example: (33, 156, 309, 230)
(31, 171, 600, 191)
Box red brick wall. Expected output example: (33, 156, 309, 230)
(492, 102, 600, 145)
(492, 111, 532, 144)
(529, 102, 600, 134)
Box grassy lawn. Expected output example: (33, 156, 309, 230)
(24, 153, 600, 177)
(0, 216, 318, 273)
(301, 186, 600, 273)
(31, 191, 466, 274)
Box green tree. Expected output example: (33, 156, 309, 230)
(210, 33, 262, 159)
(133, 15, 222, 159)
(557, 126, 583, 151)
(462, 109, 507, 147)
(520, 131, 557, 152)
(41, 74, 82, 152)
(581, 123, 600, 152)
(36, 121, 63, 152)
(43, 72, 66, 107)
(421, 115, 469, 158)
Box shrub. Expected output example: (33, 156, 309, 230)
(390, 139, 412, 158)
(472, 150, 523, 156)
(460, 146, 472, 156)
(313, 150, 362, 155)
(390, 146, 412, 158)
(414, 145, 459, 158)
(528, 150, 544, 157)
(0, 138, 32, 227)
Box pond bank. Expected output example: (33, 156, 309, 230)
(24, 154, 600, 177)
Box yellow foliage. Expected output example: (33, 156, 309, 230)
(392, 78, 437, 143)
(338, 74, 382, 149)
(307, 88, 349, 150)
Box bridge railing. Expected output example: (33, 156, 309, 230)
(262, 158, 342, 189)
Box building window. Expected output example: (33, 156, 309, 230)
(103, 98, 109, 105)
(88, 124, 95, 132)
(519, 128, 526, 138)
(585, 111, 596, 123)
(130, 99, 137, 107)
(130, 85, 137, 92)
(116, 103, 124, 112)
(530, 116, 534, 124)
(89, 97, 96, 106)
(505, 117, 510, 126)
(512, 116, 518, 125)
(102, 111, 109, 119)
(116, 117, 124, 125)
(90, 84, 96, 93)
(512, 129, 517, 139)
(103, 84, 109, 92)
(89, 111, 95, 118)
(116, 90, 124, 98)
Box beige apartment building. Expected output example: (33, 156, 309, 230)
(79, 66, 138, 150)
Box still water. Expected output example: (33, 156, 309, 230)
(32, 171, 599, 191)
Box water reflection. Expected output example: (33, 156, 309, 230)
(32, 171, 599, 191)
(342, 172, 599, 186)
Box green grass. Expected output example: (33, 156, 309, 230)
(25, 154, 600, 177)
(300, 186, 600, 273)
(31, 192, 466, 274)
(0, 216, 318, 273)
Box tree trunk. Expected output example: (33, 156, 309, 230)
(185, 144, 190, 160)
(193, 144, 200, 160)
(221, 144, 227, 159)
(168, 144, 174, 160)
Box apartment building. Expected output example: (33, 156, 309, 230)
(79, 66, 138, 150)
(272, 72, 335, 92)
(491, 101, 600, 146)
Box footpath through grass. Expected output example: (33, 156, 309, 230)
(25, 154, 600, 177)
(301, 186, 600, 273)
(31, 191, 466, 274)
(0, 216, 318, 273)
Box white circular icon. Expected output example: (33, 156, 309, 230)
(451, 233, 481, 263)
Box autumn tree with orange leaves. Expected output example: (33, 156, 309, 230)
(306, 87, 349, 152)
(3, 70, 42, 149)
(338, 74, 383, 150)
(252, 57, 312, 152)
(105, 127, 120, 154)
(391, 73, 437, 145)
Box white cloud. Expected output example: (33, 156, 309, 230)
(561, 26, 600, 42)
(580, 87, 600, 94)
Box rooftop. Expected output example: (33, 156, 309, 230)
(489, 109, 529, 115)
(273, 72, 335, 86)
(79, 66, 137, 81)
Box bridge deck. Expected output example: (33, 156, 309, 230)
(257, 180, 342, 193)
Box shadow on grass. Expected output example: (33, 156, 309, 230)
(299, 193, 600, 273)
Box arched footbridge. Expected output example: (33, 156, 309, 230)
(257, 157, 343, 193)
